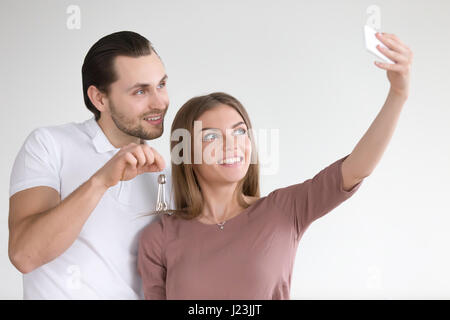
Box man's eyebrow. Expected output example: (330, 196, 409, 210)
(201, 121, 246, 132)
(126, 74, 168, 92)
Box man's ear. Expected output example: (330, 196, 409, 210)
(87, 85, 108, 113)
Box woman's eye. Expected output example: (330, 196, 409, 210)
(203, 133, 219, 142)
(233, 128, 247, 136)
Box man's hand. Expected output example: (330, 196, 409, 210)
(92, 143, 166, 189)
(374, 32, 413, 99)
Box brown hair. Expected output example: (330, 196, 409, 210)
(169, 92, 260, 220)
(82, 31, 159, 121)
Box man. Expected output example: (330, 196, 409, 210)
(8, 31, 171, 299)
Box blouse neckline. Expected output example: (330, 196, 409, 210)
(192, 196, 267, 228)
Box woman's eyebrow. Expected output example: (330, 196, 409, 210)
(201, 121, 245, 132)
(231, 121, 245, 128)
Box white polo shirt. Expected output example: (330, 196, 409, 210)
(9, 117, 173, 299)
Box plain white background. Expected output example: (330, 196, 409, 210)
(1, 0, 449, 299)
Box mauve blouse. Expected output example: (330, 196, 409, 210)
(137, 154, 364, 299)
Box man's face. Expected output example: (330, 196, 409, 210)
(106, 53, 169, 140)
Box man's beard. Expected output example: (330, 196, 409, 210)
(109, 100, 165, 140)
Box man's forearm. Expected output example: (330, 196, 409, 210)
(346, 88, 407, 178)
(12, 177, 108, 273)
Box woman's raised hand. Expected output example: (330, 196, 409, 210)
(374, 32, 413, 99)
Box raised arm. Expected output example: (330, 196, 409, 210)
(341, 32, 413, 190)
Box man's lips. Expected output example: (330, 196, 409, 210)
(143, 114, 164, 125)
(143, 114, 163, 121)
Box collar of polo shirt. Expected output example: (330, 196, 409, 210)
(85, 117, 151, 153)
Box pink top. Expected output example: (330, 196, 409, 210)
(137, 154, 364, 299)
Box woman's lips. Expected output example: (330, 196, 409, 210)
(217, 156, 244, 167)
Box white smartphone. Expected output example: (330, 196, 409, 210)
(364, 25, 394, 64)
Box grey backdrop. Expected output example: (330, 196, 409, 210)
(1, 0, 449, 299)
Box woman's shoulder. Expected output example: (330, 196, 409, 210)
(139, 213, 174, 243)
(243, 195, 261, 206)
(241, 195, 271, 215)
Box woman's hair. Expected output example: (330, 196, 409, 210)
(166, 92, 260, 220)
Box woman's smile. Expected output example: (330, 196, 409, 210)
(217, 156, 244, 167)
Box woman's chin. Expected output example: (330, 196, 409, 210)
(216, 168, 248, 183)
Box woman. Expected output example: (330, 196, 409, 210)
(137, 32, 413, 299)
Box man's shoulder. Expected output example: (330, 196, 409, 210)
(26, 119, 90, 147)
(34, 119, 87, 136)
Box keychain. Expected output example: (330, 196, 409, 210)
(131, 173, 171, 220)
(155, 174, 168, 212)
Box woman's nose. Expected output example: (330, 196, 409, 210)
(223, 134, 240, 154)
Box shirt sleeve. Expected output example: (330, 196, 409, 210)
(9, 127, 61, 198)
(267, 154, 364, 239)
(137, 217, 167, 300)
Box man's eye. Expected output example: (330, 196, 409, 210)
(233, 128, 247, 136)
(157, 82, 166, 89)
(136, 89, 145, 95)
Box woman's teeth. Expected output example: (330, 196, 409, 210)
(217, 156, 243, 165)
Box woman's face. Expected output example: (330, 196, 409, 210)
(193, 104, 252, 186)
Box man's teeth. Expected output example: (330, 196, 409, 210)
(218, 157, 243, 165)
(145, 115, 162, 121)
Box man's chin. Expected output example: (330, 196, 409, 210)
(142, 128, 164, 140)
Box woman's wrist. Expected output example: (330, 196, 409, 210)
(389, 86, 409, 101)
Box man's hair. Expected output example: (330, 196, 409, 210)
(81, 31, 158, 121)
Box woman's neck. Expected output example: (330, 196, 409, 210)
(197, 181, 243, 224)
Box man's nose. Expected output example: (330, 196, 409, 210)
(148, 90, 167, 111)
